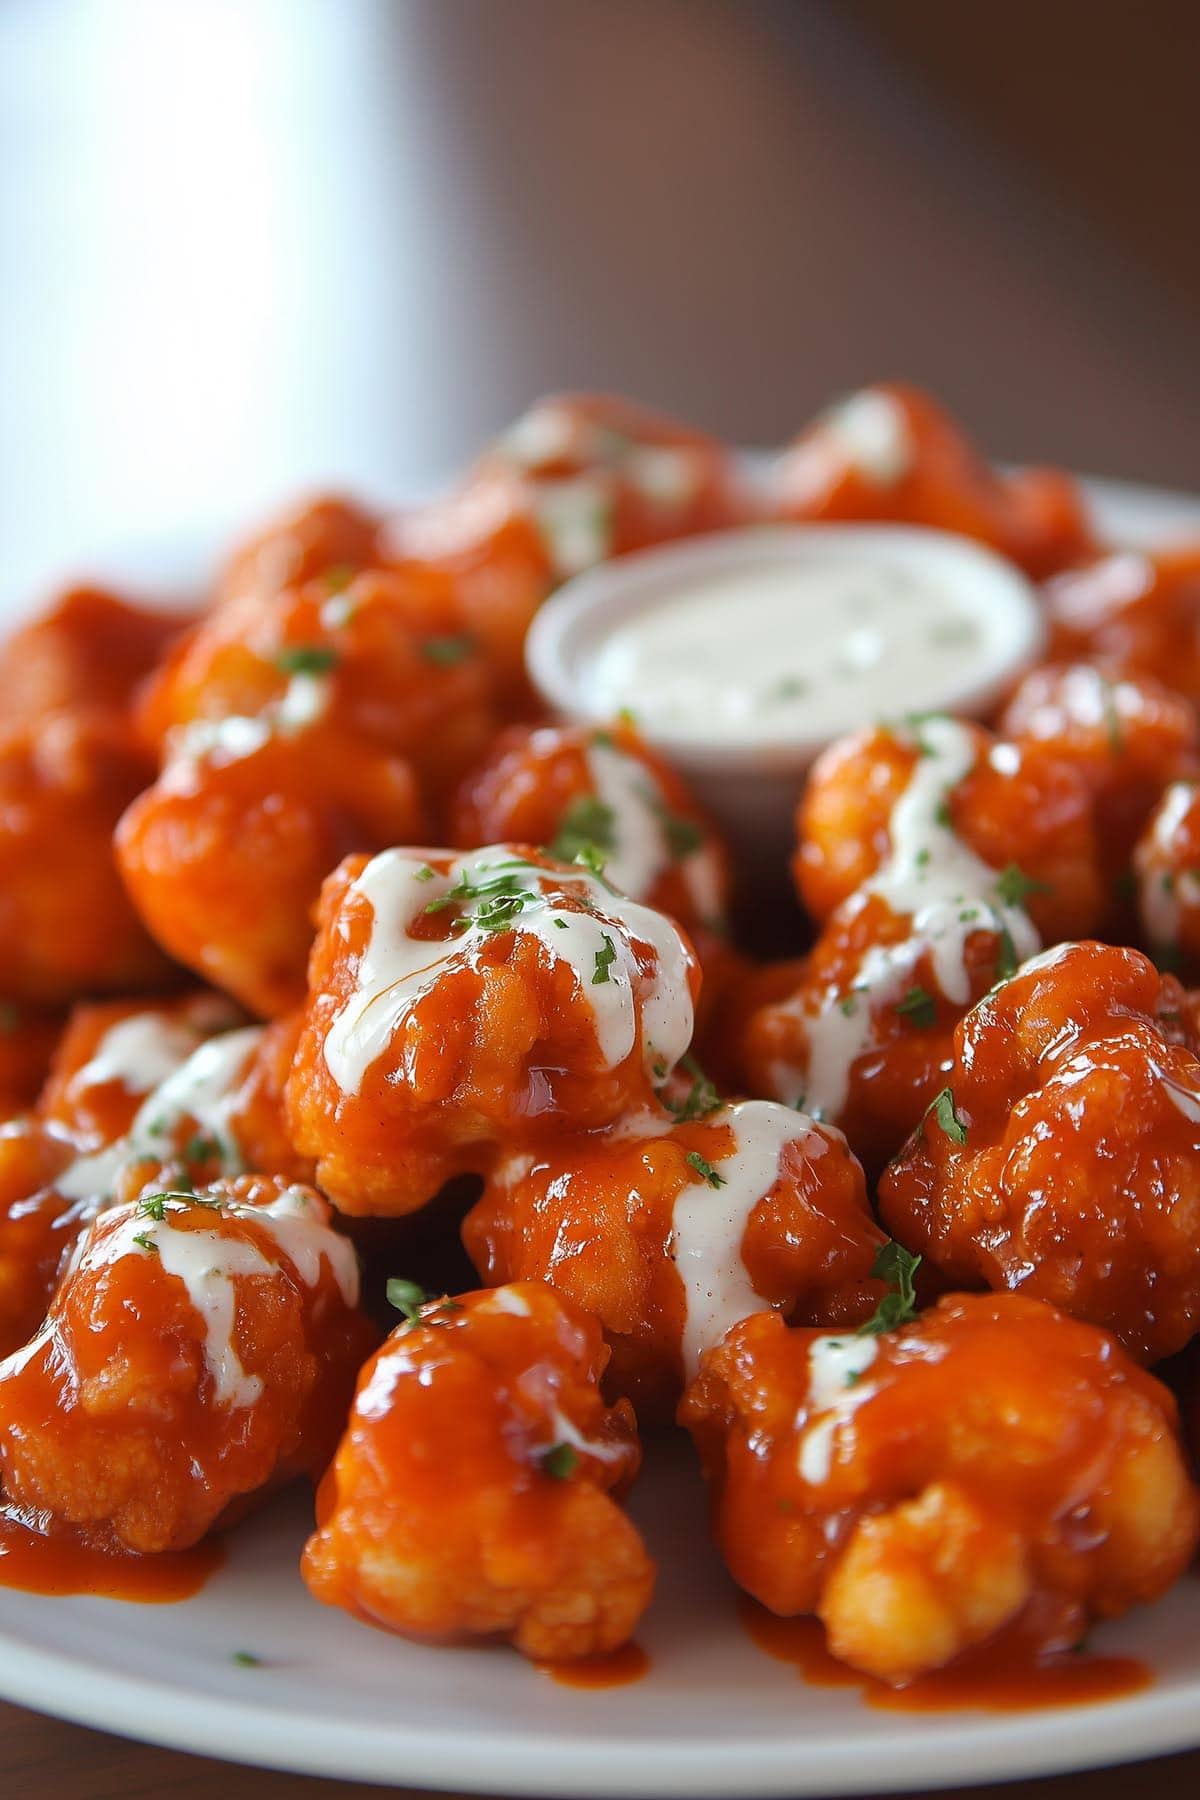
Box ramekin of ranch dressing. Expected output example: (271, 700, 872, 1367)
(525, 525, 1044, 867)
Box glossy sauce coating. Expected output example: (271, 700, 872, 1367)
(772, 383, 1094, 579)
(302, 1283, 654, 1662)
(879, 941, 1200, 1362)
(463, 1099, 885, 1421)
(0, 1175, 374, 1554)
(1046, 547, 1200, 703)
(287, 844, 700, 1215)
(1134, 779, 1200, 977)
(682, 1295, 1199, 1685)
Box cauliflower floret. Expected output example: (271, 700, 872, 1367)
(287, 844, 700, 1215)
(464, 1099, 885, 1423)
(681, 1294, 1200, 1685)
(1045, 546, 1200, 704)
(1134, 779, 1200, 980)
(879, 941, 1200, 1362)
(0, 1176, 373, 1553)
(302, 1282, 654, 1663)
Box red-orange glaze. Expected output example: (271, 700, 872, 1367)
(463, 1108, 884, 1423)
(879, 941, 1200, 1363)
(1134, 779, 1200, 977)
(216, 494, 384, 610)
(682, 1295, 1199, 1687)
(537, 1641, 651, 1688)
(0, 586, 195, 727)
(738, 1597, 1150, 1713)
(0, 1504, 222, 1602)
(302, 1283, 655, 1664)
(1046, 547, 1200, 704)
(772, 383, 1094, 579)
(287, 844, 701, 1217)
(0, 1176, 374, 1554)
(450, 720, 731, 945)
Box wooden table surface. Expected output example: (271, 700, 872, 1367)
(2, 1696, 1197, 1799)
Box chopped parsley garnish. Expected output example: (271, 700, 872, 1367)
(232, 1650, 263, 1667)
(135, 1188, 217, 1223)
(385, 1277, 428, 1322)
(993, 862, 1049, 910)
(915, 847, 931, 870)
(896, 985, 936, 1030)
(934, 792, 954, 829)
(414, 864, 436, 883)
(652, 801, 703, 861)
(661, 1053, 721, 1122)
(592, 933, 617, 984)
(425, 864, 541, 934)
(184, 1133, 221, 1163)
(541, 1443, 579, 1480)
(421, 634, 476, 667)
(131, 1232, 159, 1255)
(553, 917, 568, 930)
(838, 994, 858, 1017)
(323, 563, 354, 593)
(572, 844, 610, 880)
(274, 644, 339, 676)
(930, 1086, 968, 1145)
(549, 795, 616, 864)
(616, 707, 638, 729)
(686, 1151, 726, 1189)
(857, 1241, 922, 1337)
(993, 923, 1019, 983)
(770, 676, 807, 703)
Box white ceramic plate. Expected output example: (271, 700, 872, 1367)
(0, 475, 1198, 1796)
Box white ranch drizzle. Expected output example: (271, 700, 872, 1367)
(781, 390, 913, 508)
(322, 847, 694, 1097)
(1163, 1074, 1200, 1127)
(584, 738, 723, 926)
(670, 1101, 826, 1379)
(67, 1000, 233, 1100)
(796, 1334, 879, 1484)
(771, 718, 1040, 1119)
(160, 672, 332, 794)
(530, 477, 614, 580)
(55, 1026, 264, 1204)
(53, 1186, 358, 1410)
(1139, 782, 1200, 949)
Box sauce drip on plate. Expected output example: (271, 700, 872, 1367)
(738, 1597, 1151, 1713)
(0, 1505, 223, 1603)
(537, 1642, 651, 1688)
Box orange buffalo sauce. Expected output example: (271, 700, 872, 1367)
(0, 1505, 223, 1604)
(537, 1642, 651, 1689)
(738, 1596, 1151, 1713)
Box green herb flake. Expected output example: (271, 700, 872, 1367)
(232, 1650, 263, 1668)
(838, 995, 858, 1017)
(549, 795, 616, 865)
(131, 1232, 159, 1255)
(653, 802, 704, 861)
(857, 1241, 922, 1337)
(386, 1277, 429, 1323)
(915, 847, 932, 870)
(686, 1150, 726, 1189)
(993, 862, 1049, 910)
(935, 792, 954, 830)
(184, 1133, 221, 1163)
(661, 1052, 722, 1123)
(896, 986, 937, 1030)
(541, 1443, 579, 1481)
(592, 933, 617, 985)
(930, 1086, 969, 1146)
(422, 634, 476, 667)
(323, 563, 354, 593)
(572, 844, 609, 879)
(993, 923, 1019, 983)
(274, 644, 339, 676)
(413, 864, 436, 884)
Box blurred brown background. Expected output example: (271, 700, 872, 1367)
(2, 0, 1198, 602)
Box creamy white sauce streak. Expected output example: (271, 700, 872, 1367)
(670, 1100, 825, 1378)
(796, 1334, 879, 1484)
(585, 739, 723, 926)
(1139, 782, 1200, 949)
(772, 718, 1040, 1119)
(161, 673, 331, 793)
(322, 847, 695, 1097)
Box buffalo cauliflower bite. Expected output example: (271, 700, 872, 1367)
(743, 717, 1103, 1173)
(681, 1295, 1200, 1685)
(771, 384, 1093, 579)
(879, 941, 1200, 1363)
(0, 710, 176, 1005)
(0, 585, 194, 727)
(0, 1014, 311, 1359)
(287, 844, 700, 1217)
(1000, 662, 1198, 893)
(116, 723, 424, 1018)
(0, 1006, 63, 1119)
(216, 494, 384, 609)
(0, 1176, 373, 1553)
(463, 1098, 886, 1423)
(136, 568, 498, 808)
(1134, 780, 1200, 979)
(1045, 546, 1200, 703)
(302, 1282, 654, 1662)
(450, 720, 731, 944)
